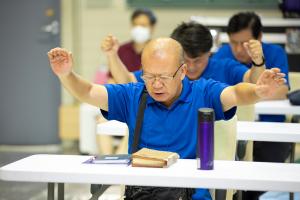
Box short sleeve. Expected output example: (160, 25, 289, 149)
(133, 70, 144, 83)
(196, 79, 236, 121)
(101, 83, 132, 123)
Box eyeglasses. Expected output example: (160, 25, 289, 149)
(141, 63, 184, 84)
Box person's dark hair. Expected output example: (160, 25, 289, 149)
(131, 8, 157, 26)
(170, 22, 213, 58)
(227, 12, 262, 39)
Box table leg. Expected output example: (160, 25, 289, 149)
(215, 189, 227, 200)
(48, 183, 55, 200)
(290, 143, 295, 200)
(58, 183, 64, 200)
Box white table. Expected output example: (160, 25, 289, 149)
(1, 154, 300, 200)
(237, 119, 300, 200)
(218, 32, 286, 44)
(237, 121, 300, 142)
(236, 120, 300, 200)
(255, 100, 300, 115)
(190, 16, 300, 27)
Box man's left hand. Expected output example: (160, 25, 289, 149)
(255, 68, 286, 99)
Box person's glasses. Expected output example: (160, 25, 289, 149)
(141, 63, 184, 84)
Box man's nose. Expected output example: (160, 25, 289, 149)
(186, 61, 193, 68)
(152, 77, 163, 88)
(235, 43, 244, 53)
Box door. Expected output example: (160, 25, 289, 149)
(0, 0, 61, 144)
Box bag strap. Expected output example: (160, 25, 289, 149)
(131, 88, 148, 154)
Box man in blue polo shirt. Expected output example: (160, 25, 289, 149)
(213, 12, 290, 200)
(213, 12, 289, 101)
(48, 38, 285, 200)
(101, 22, 265, 85)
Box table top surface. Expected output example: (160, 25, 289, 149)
(237, 121, 300, 142)
(190, 16, 300, 27)
(255, 100, 300, 115)
(1, 154, 300, 192)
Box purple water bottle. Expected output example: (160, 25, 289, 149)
(197, 108, 215, 170)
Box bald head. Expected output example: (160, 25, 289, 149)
(142, 38, 184, 68)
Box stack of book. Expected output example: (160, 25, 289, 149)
(131, 148, 179, 168)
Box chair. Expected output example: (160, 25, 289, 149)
(90, 120, 128, 200)
(236, 105, 255, 162)
(79, 103, 101, 154)
(213, 115, 237, 200)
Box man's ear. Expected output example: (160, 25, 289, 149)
(257, 32, 262, 41)
(180, 64, 187, 80)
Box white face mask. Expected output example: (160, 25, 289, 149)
(131, 26, 151, 43)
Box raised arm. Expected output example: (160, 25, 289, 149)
(243, 40, 266, 83)
(48, 48, 109, 111)
(222, 68, 286, 111)
(101, 35, 137, 83)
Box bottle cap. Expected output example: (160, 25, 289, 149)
(198, 108, 215, 122)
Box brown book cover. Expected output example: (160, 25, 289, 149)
(132, 148, 179, 168)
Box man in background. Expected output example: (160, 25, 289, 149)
(213, 12, 290, 200)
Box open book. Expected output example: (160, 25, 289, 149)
(132, 148, 180, 168)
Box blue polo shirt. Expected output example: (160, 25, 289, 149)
(102, 77, 236, 200)
(134, 57, 248, 86)
(213, 43, 290, 122)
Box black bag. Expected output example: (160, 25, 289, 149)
(125, 88, 194, 200)
(125, 185, 194, 200)
(287, 89, 300, 105)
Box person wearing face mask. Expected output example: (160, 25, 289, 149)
(117, 8, 156, 72)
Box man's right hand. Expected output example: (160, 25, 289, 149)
(101, 35, 119, 56)
(243, 40, 264, 65)
(48, 48, 73, 77)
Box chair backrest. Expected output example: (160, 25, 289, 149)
(236, 105, 255, 121)
(289, 72, 300, 91)
(213, 115, 237, 200)
(214, 115, 237, 161)
(236, 105, 255, 162)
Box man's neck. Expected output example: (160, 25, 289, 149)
(163, 83, 183, 108)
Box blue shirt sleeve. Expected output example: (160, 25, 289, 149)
(195, 79, 236, 121)
(101, 83, 134, 123)
(133, 70, 144, 83)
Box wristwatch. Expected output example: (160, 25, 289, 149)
(252, 57, 265, 67)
